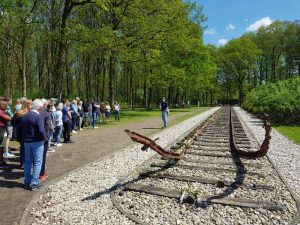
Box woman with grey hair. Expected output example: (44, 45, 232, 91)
(53, 103, 63, 146)
(20, 99, 47, 190)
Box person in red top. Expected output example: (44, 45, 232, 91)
(0, 100, 12, 168)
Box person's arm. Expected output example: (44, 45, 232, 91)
(37, 115, 48, 141)
(67, 111, 72, 119)
(0, 112, 11, 121)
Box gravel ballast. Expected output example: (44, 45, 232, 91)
(234, 107, 300, 200)
(25, 107, 300, 225)
(25, 107, 220, 225)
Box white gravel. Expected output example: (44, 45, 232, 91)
(26, 107, 220, 225)
(234, 107, 300, 200)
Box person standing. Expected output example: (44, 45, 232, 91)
(77, 100, 84, 130)
(20, 99, 47, 190)
(100, 102, 106, 124)
(70, 100, 79, 133)
(114, 101, 120, 122)
(12, 99, 32, 167)
(62, 99, 73, 143)
(0, 100, 12, 168)
(105, 102, 111, 122)
(91, 100, 100, 128)
(39, 100, 52, 181)
(53, 103, 63, 147)
(3, 97, 14, 158)
(160, 97, 169, 128)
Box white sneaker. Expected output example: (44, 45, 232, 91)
(79, 128, 83, 131)
(56, 143, 62, 147)
(3, 152, 15, 158)
(72, 130, 77, 134)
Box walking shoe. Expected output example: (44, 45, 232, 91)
(39, 173, 49, 181)
(79, 128, 83, 131)
(30, 183, 43, 191)
(56, 143, 62, 147)
(3, 152, 15, 158)
(65, 140, 74, 144)
(23, 183, 31, 190)
(48, 148, 55, 153)
(72, 130, 77, 134)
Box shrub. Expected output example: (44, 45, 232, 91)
(243, 77, 300, 124)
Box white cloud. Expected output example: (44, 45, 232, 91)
(246, 17, 273, 32)
(226, 23, 236, 31)
(204, 28, 216, 35)
(218, 39, 228, 46)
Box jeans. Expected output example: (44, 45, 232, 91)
(71, 114, 77, 131)
(24, 141, 44, 186)
(92, 112, 98, 128)
(115, 110, 120, 121)
(162, 111, 168, 127)
(54, 125, 62, 144)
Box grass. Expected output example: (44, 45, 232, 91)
(274, 125, 300, 144)
(94, 106, 212, 127)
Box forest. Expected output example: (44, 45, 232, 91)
(0, 0, 299, 111)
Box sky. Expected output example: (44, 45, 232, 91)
(198, 0, 300, 46)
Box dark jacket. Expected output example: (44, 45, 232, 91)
(40, 109, 52, 137)
(20, 111, 48, 143)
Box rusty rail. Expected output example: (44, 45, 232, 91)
(124, 129, 182, 159)
(231, 108, 271, 158)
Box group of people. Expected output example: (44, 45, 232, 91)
(0, 96, 121, 190)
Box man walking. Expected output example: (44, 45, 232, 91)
(20, 99, 47, 190)
(160, 97, 169, 128)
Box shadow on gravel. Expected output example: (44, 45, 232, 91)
(81, 165, 171, 202)
(204, 152, 246, 206)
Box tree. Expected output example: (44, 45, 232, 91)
(218, 37, 260, 104)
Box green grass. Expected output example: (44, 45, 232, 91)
(274, 126, 300, 144)
(92, 106, 212, 128)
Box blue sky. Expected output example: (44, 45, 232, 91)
(198, 0, 300, 46)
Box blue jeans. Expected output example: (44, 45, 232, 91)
(92, 112, 98, 128)
(162, 111, 168, 127)
(24, 141, 44, 186)
(54, 125, 62, 144)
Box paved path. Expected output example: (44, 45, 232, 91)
(0, 110, 201, 225)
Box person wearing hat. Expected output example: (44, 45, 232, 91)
(160, 97, 169, 128)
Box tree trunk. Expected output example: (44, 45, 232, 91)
(109, 51, 116, 106)
(21, 40, 27, 97)
(147, 87, 153, 110)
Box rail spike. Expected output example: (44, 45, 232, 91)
(232, 108, 271, 158)
(124, 129, 182, 159)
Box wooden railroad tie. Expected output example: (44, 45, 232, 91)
(123, 184, 282, 211)
(151, 162, 266, 178)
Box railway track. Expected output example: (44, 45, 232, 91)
(111, 106, 299, 225)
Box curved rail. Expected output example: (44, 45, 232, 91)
(124, 129, 182, 159)
(231, 108, 271, 158)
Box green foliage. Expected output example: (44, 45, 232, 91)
(243, 77, 300, 124)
